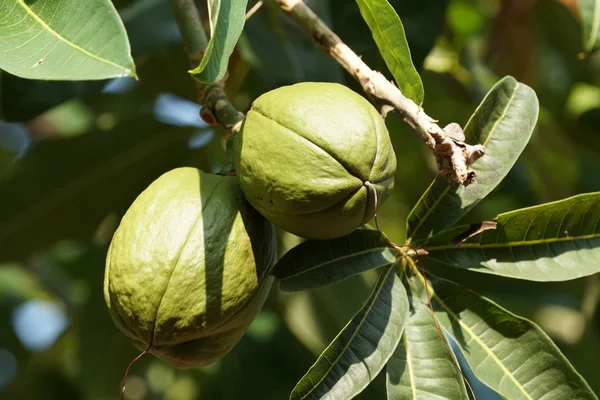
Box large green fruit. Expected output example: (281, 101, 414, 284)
(104, 168, 276, 368)
(233, 82, 396, 240)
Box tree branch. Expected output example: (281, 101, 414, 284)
(169, 0, 244, 131)
(276, 0, 485, 185)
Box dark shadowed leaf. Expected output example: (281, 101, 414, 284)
(244, 0, 342, 86)
(190, 0, 248, 83)
(579, 0, 600, 51)
(426, 273, 598, 400)
(406, 76, 539, 244)
(291, 264, 408, 400)
(355, 0, 424, 104)
(387, 275, 468, 399)
(272, 229, 398, 292)
(0, 0, 135, 80)
(424, 192, 600, 281)
(0, 117, 203, 262)
(0, 72, 107, 122)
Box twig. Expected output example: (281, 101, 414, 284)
(246, 0, 264, 20)
(276, 0, 485, 185)
(169, 0, 244, 131)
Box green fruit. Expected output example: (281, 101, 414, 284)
(233, 82, 397, 240)
(104, 168, 276, 368)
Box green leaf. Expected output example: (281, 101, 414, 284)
(0, 117, 201, 262)
(291, 264, 408, 400)
(355, 0, 424, 104)
(424, 192, 600, 282)
(387, 275, 468, 400)
(0, 0, 136, 80)
(406, 76, 539, 245)
(579, 0, 600, 51)
(190, 0, 248, 83)
(330, 0, 449, 72)
(425, 273, 598, 400)
(272, 229, 398, 292)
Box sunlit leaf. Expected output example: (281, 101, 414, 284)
(423, 192, 600, 281)
(272, 229, 398, 292)
(291, 264, 408, 400)
(190, 0, 248, 83)
(387, 275, 468, 400)
(355, 0, 424, 104)
(425, 273, 598, 400)
(579, 0, 600, 51)
(0, 0, 136, 80)
(406, 76, 539, 244)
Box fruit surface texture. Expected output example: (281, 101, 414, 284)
(233, 82, 396, 239)
(104, 168, 276, 368)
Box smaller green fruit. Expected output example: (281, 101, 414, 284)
(104, 168, 276, 368)
(233, 82, 397, 240)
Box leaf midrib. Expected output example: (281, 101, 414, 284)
(357, 0, 421, 102)
(13, 0, 132, 73)
(295, 264, 395, 399)
(280, 246, 396, 280)
(403, 334, 418, 400)
(411, 265, 533, 400)
(425, 232, 600, 252)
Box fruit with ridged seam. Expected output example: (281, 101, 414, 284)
(233, 82, 396, 239)
(104, 168, 276, 368)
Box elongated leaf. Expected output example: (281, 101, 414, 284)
(331, 0, 448, 71)
(387, 276, 468, 400)
(291, 264, 408, 400)
(190, 0, 248, 83)
(424, 274, 598, 400)
(579, 0, 600, 51)
(406, 76, 539, 244)
(355, 0, 424, 104)
(272, 229, 398, 292)
(0, 0, 135, 80)
(423, 192, 600, 281)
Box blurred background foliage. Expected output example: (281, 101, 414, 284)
(1, 0, 599, 398)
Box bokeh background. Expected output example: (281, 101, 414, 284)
(1, 0, 599, 398)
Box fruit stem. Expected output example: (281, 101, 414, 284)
(120, 345, 150, 399)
